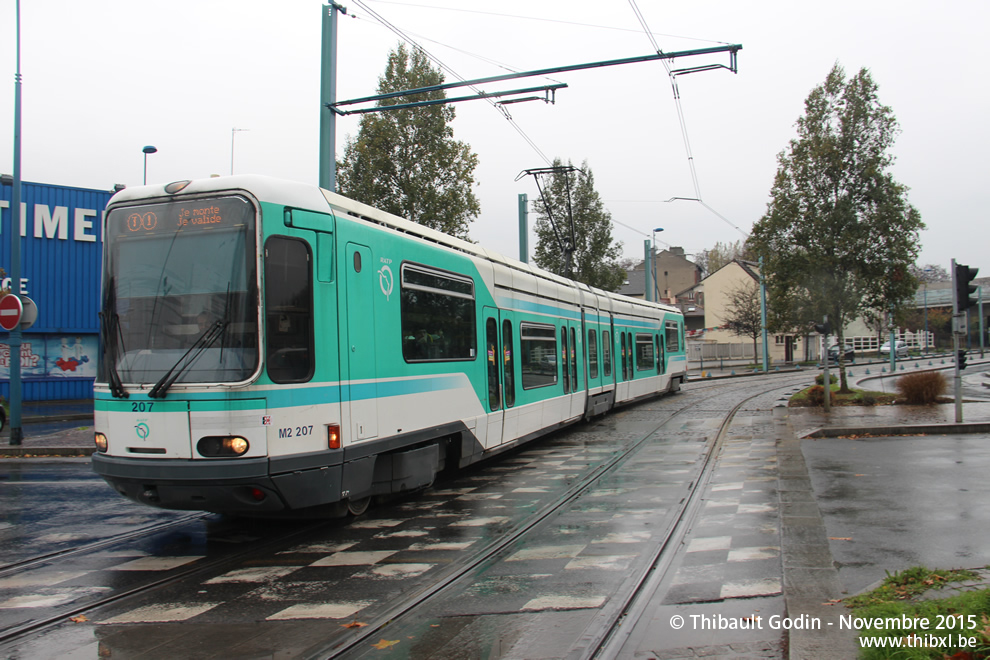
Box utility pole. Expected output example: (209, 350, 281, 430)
(517, 194, 528, 263)
(8, 0, 24, 445)
(759, 256, 768, 373)
(319, 3, 345, 190)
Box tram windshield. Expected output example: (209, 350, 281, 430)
(100, 196, 259, 391)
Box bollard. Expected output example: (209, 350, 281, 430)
(865, 368, 870, 374)
(730, 370, 736, 376)
(882, 367, 886, 373)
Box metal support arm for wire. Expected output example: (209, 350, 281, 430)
(332, 83, 566, 116)
(329, 44, 741, 116)
(516, 166, 581, 277)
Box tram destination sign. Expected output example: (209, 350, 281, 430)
(113, 197, 251, 238)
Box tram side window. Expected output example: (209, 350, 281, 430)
(620, 333, 628, 381)
(588, 330, 598, 379)
(486, 318, 500, 411)
(561, 327, 570, 394)
(570, 327, 578, 387)
(503, 320, 515, 408)
(401, 264, 476, 362)
(636, 333, 655, 371)
(264, 236, 314, 383)
(626, 333, 635, 378)
(665, 321, 681, 353)
(602, 330, 612, 377)
(520, 323, 557, 389)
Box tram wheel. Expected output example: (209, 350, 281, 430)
(347, 496, 371, 516)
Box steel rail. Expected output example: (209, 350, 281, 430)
(0, 518, 338, 648)
(305, 374, 805, 659)
(586, 377, 809, 659)
(0, 512, 206, 579)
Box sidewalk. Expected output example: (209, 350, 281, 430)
(0, 400, 94, 457)
(781, 376, 990, 659)
(687, 350, 965, 380)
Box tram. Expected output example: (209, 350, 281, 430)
(92, 175, 687, 516)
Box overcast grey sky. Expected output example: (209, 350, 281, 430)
(1, 0, 986, 273)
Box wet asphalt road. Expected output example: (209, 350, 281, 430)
(801, 432, 990, 596)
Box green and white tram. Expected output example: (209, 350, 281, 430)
(92, 175, 687, 517)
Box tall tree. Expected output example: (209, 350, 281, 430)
(337, 43, 480, 240)
(532, 159, 625, 291)
(749, 64, 924, 392)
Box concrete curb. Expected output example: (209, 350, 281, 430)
(802, 422, 990, 438)
(0, 447, 94, 457)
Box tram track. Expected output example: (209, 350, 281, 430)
(586, 377, 804, 660)
(0, 515, 340, 648)
(0, 370, 813, 658)
(306, 371, 812, 659)
(0, 512, 207, 578)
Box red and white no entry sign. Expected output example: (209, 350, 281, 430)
(0, 295, 24, 331)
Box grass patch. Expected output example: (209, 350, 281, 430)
(790, 383, 898, 407)
(844, 566, 990, 659)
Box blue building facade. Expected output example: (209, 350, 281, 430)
(0, 177, 113, 401)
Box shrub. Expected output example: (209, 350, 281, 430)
(895, 371, 947, 405)
(807, 385, 826, 406)
(858, 392, 877, 407)
(815, 373, 838, 386)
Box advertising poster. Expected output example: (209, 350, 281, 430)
(0, 334, 97, 379)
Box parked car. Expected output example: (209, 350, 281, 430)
(827, 344, 855, 362)
(879, 340, 909, 358)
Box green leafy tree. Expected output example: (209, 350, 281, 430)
(337, 43, 480, 240)
(749, 64, 924, 392)
(532, 159, 625, 291)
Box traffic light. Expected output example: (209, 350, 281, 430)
(958, 350, 968, 371)
(955, 262, 980, 311)
(813, 321, 832, 335)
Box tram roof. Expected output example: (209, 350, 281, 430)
(109, 174, 680, 317)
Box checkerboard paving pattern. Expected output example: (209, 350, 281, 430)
(662, 416, 783, 605)
(0, 408, 786, 636)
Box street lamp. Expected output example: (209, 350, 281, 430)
(231, 128, 249, 175)
(923, 267, 932, 355)
(142, 145, 158, 185)
(652, 227, 664, 302)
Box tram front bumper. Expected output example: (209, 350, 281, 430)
(92, 453, 344, 514)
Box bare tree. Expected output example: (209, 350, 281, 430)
(723, 280, 763, 361)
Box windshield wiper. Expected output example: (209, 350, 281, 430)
(147, 319, 228, 399)
(99, 277, 128, 399)
(148, 283, 233, 399)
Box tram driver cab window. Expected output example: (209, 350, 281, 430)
(264, 236, 314, 383)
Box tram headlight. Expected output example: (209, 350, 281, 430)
(94, 432, 108, 453)
(197, 436, 250, 457)
(228, 436, 249, 455)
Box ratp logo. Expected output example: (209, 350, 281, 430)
(135, 422, 150, 440)
(378, 264, 394, 301)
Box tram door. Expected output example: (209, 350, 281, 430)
(483, 308, 504, 449)
(345, 243, 379, 441)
